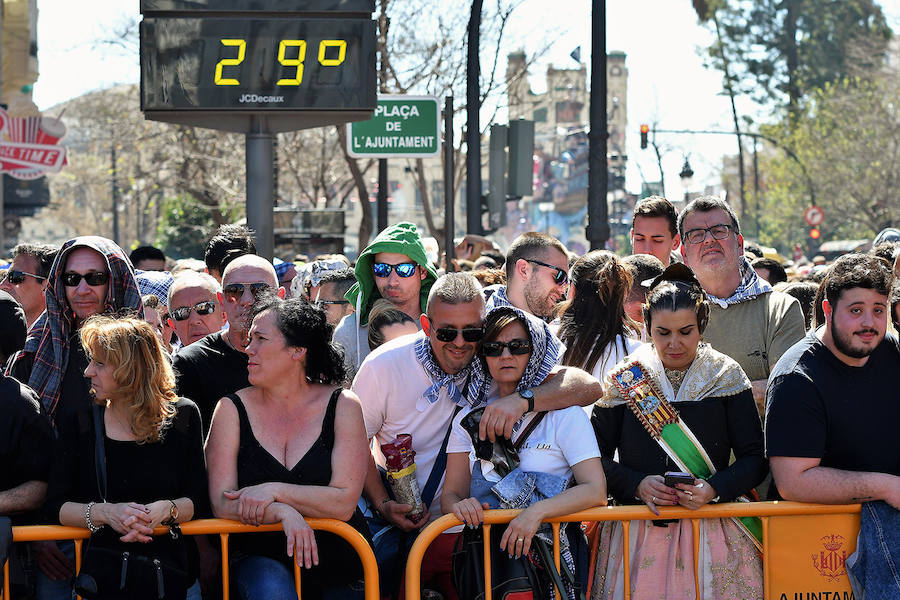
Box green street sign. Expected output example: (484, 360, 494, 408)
(347, 95, 439, 158)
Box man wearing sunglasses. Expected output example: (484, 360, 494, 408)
(485, 232, 570, 320)
(173, 254, 284, 432)
(167, 272, 225, 349)
(4, 236, 142, 597)
(678, 196, 805, 416)
(353, 272, 603, 599)
(0, 243, 58, 328)
(334, 222, 438, 378)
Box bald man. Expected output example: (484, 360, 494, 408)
(173, 254, 284, 431)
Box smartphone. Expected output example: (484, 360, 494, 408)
(664, 471, 695, 487)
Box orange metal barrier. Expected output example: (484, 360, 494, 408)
(1, 518, 378, 600)
(404, 502, 862, 600)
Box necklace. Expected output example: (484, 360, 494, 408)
(664, 367, 688, 395)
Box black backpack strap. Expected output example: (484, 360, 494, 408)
(513, 411, 548, 451)
(91, 403, 108, 501)
(419, 404, 462, 510)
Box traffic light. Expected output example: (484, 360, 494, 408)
(508, 119, 535, 198)
(640, 124, 649, 149)
(809, 228, 821, 240)
(486, 124, 508, 231)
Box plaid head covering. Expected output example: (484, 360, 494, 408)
(135, 269, 174, 305)
(482, 305, 561, 394)
(21, 236, 142, 420)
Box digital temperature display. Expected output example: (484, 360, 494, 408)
(140, 17, 376, 112)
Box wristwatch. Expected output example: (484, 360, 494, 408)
(518, 388, 535, 415)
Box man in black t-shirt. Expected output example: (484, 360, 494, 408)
(173, 254, 284, 431)
(766, 253, 900, 507)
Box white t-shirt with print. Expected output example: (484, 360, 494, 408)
(448, 404, 600, 483)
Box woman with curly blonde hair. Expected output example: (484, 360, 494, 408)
(46, 315, 208, 599)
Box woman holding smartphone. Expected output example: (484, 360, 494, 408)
(589, 264, 767, 600)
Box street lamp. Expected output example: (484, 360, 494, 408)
(679, 157, 694, 205)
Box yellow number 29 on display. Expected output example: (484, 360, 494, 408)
(214, 39, 348, 87)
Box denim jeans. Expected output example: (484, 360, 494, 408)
(847, 501, 900, 599)
(35, 541, 74, 600)
(232, 554, 363, 600)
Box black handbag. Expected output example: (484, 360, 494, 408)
(451, 523, 551, 600)
(73, 404, 190, 600)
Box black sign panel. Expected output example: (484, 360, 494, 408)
(3, 175, 50, 216)
(140, 0, 374, 14)
(140, 17, 376, 112)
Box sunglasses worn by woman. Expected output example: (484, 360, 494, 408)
(442, 306, 607, 597)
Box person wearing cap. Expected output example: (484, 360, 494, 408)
(0, 291, 54, 596)
(333, 222, 438, 379)
(273, 258, 297, 289)
(135, 269, 176, 352)
(678, 196, 805, 417)
(0, 243, 58, 328)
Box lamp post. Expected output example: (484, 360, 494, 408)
(679, 156, 694, 206)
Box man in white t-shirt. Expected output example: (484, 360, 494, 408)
(353, 272, 603, 599)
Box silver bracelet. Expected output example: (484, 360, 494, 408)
(85, 501, 103, 533)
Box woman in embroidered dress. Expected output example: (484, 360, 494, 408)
(442, 305, 607, 595)
(589, 264, 767, 600)
(557, 251, 641, 399)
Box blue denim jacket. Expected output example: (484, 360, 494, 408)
(846, 501, 900, 598)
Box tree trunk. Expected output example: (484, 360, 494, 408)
(415, 157, 444, 259)
(337, 125, 373, 249)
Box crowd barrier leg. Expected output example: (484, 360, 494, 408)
(621, 520, 630, 600)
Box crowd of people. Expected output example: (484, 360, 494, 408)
(1, 195, 899, 600)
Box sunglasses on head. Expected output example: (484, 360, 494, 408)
(482, 339, 533, 357)
(62, 271, 110, 287)
(170, 301, 217, 321)
(435, 326, 484, 343)
(222, 282, 271, 301)
(525, 259, 568, 285)
(3, 270, 46, 285)
(373, 262, 417, 278)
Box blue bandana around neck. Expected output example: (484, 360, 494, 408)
(414, 336, 488, 410)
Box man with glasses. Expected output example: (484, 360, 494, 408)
(173, 254, 283, 432)
(353, 273, 602, 599)
(4, 236, 142, 599)
(167, 271, 225, 349)
(678, 196, 805, 415)
(0, 243, 58, 328)
(308, 267, 355, 326)
(334, 221, 438, 379)
(485, 232, 570, 320)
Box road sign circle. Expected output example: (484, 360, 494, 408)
(804, 206, 824, 227)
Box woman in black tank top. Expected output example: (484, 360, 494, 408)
(206, 297, 371, 600)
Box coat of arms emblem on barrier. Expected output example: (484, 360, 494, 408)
(812, 534, 848, 582)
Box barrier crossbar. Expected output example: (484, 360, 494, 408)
(1, 518, 379, 600)
(404, 501, 862, 600)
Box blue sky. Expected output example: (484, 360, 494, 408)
(32, 0, 900, 198)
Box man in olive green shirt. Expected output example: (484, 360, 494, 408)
(679, 196, 806, 416)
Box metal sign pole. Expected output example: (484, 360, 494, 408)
(246, 116, 275, 260)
